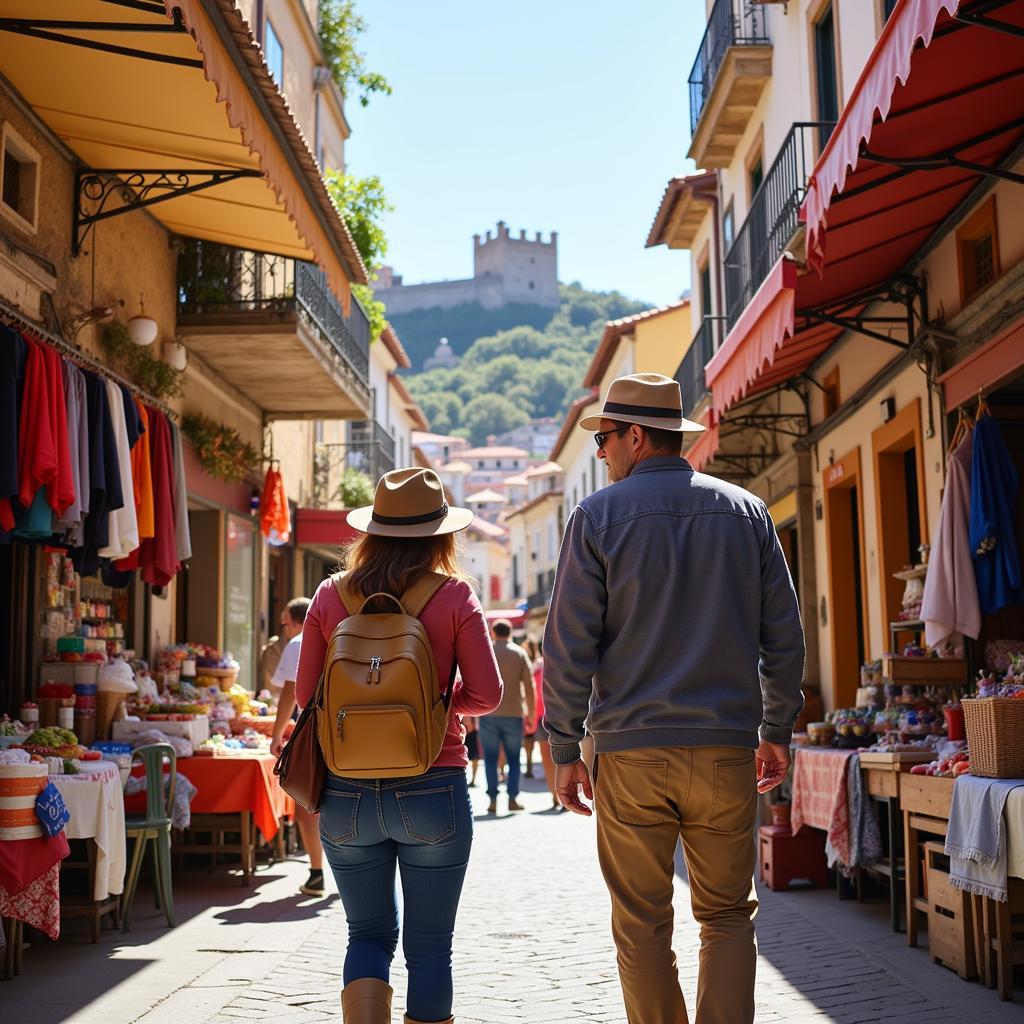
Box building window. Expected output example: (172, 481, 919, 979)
(699, 261, 713, 323)
(956, 196, 1000, 304)
(814, 3, 839, 142)
(0, 124, 40, 233)
(722, 202, 735, 253)
(749, 157, 764, 201)
(265, 20, 284, 87)
(822, 368, 840, 419)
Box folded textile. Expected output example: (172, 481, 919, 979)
(123, 771, 197, 830)
(791, 748, 856, 868)
(945, 774, 1024, 902)
(35, 781, 70, 837)
(841, 754, 882, 876)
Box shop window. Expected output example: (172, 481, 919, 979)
(265, 20, 284, 87)
(814, 3, 839, 146)
(0, 124, 40, 233)
(956, 196, 1000, 305)
(872, 399, 928, 639)
(822, 367, 840, 419)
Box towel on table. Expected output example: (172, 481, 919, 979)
(791, 748, 857, 868)
(945, 774, 1024, 902)
(35, 782, 70, 837)
(840, 754, 882, 876)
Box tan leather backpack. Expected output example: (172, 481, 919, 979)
(316, 571, 456, 778)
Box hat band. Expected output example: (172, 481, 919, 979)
(604, 400, 682, 419)
(372, 502, 449, 526)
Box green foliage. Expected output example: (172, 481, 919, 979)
(317, 0, 392, 107)
(460, 395, 530, 447)
(402, 284, 650, 449)
(100, 323, 187, 402)
(335, 467, 375, 508)
(325, 170, 392, 271)
(181, 413, 259, 483)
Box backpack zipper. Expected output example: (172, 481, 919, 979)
(336, 708, 346, 739)
(367, 656, 382, 685)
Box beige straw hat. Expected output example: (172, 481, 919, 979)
(347, 467, 474, 537)
(578, 372, 706, 433)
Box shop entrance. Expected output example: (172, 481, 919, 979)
(872, 398, 929, 636)
(824, 448, 869, 709)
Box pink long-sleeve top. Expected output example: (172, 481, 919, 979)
(295, 575, 504, 768)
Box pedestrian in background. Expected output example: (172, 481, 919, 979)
(268, 596, 325, 897)
(480, 618, 535, 814)
(544, 373, 805, 1024)
(294, 468, 502, 1024)
(530, 640, 560, 810)
(521, 638, 540, 778)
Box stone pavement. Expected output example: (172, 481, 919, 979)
(4, 770, 1023, 1023)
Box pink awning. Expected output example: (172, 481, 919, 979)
(683, 412, 719, 472)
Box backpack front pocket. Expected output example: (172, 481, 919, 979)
(331, 704, 420, 773)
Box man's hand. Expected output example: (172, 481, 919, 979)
(756, 739, 791, 794)
(554, 759, 593, 816)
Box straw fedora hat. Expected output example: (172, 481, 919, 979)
(579, 373, 706, 433)
(347, 468, 474, 537)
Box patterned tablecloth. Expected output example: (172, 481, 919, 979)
(790, 747, 857, 866)
(51, 761, 126, 900)
(0, 863, 61, 939)
(0, 831, 70, 940)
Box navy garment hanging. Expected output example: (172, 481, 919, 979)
(970, 412, 1024, 615)
(74, 370, 124, 576)
(118, 382, 144, 449)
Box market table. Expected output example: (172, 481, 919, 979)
(127, 753, 293, 884)
(51, 761, 126, 941)
(901, 773, 955, 949)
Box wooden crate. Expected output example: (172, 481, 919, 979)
(857, 751, 935, 768)
(883, 655, 967, 684)
(925, 842, 976, 979)
(900, 774, 954, 819)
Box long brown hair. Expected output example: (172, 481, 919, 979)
(343, 532, 467, 604)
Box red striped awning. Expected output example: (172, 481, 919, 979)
(683, 410, 720, 471)
(708, 0, 1024, 418)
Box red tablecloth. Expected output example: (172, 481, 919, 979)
(790, 747, 856, 865)
(0, 833, 69, 939)
(127, 754, 292, 840)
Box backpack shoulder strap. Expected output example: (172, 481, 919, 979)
(400, 571, 449, 618)
(332, 571, 363, 616)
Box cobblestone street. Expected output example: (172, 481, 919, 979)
(5, 773, 1022, 1023)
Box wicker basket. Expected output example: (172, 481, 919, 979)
(229, 716, 275, 737)
(197, 667, 239, 692)
(962, 697, 1024, 779)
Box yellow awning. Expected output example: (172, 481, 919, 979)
(0, 0, 365, 308)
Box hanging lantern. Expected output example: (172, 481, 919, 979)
(164, 341, 188, 371)
(128, 292, 158, 346)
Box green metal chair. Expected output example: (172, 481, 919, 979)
(121, 743, 176, 931)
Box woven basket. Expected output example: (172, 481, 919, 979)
(198, 667, 239, 692)
(230, 716, 275, 736)
(963, 697, 1024, 779)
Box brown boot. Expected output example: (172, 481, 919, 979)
(341, 978, 393, 1023)
(404, 1017, 454, 1024)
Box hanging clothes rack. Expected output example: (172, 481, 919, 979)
(0, 297, 179, 422)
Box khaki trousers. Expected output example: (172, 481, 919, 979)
(594, 746, 758, 1024)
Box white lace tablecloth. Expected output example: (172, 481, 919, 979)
(51, 761, 126, 900)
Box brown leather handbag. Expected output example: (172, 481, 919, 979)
(273, 672, 326, 813)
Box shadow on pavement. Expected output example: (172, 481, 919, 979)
(214, 891, 340, 925)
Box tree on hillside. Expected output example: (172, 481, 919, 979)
(460, 395, 529, 446)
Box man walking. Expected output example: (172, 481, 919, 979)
(480, 618, 536, 814)
(544, 373, 805, 1024)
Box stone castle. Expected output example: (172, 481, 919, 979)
(373, 221, 560, 315)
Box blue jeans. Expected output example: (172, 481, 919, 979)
(478, 715, 523, 799)
(319, 767, 473, 1022)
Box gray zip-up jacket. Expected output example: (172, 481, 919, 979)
(543, 456, 805, 765)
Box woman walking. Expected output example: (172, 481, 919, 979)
(295, 468, 502, 1024)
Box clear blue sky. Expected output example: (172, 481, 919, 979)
(345, 2, 705, 308)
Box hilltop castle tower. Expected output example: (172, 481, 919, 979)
(373, 222, 560, 315)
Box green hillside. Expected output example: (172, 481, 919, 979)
(398, 283, 650, 446)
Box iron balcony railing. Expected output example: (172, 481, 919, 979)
(312, 423, 397, 508)
(177, 239, 370, 381)
(526, 569, 556, 611)
(688, 0, 770, 135)
(723, 121, 837, 329)
(674, 318, 722, 419)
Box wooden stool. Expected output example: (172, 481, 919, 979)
(759, 824, 830, 891)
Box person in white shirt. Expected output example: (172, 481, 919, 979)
(268, 597, 325, 897)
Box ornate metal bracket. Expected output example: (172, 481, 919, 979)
(73, 168, 263, 255)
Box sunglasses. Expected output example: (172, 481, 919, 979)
(594, 425, 631, 449)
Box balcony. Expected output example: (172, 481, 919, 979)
(177, 240, 370, 420)
(724, 122, 836, 329)
(526, 569, 556, 612)
(687, 0, 772, 169)
(312, 422, 396, 508)
(674, 318, 721, 419)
